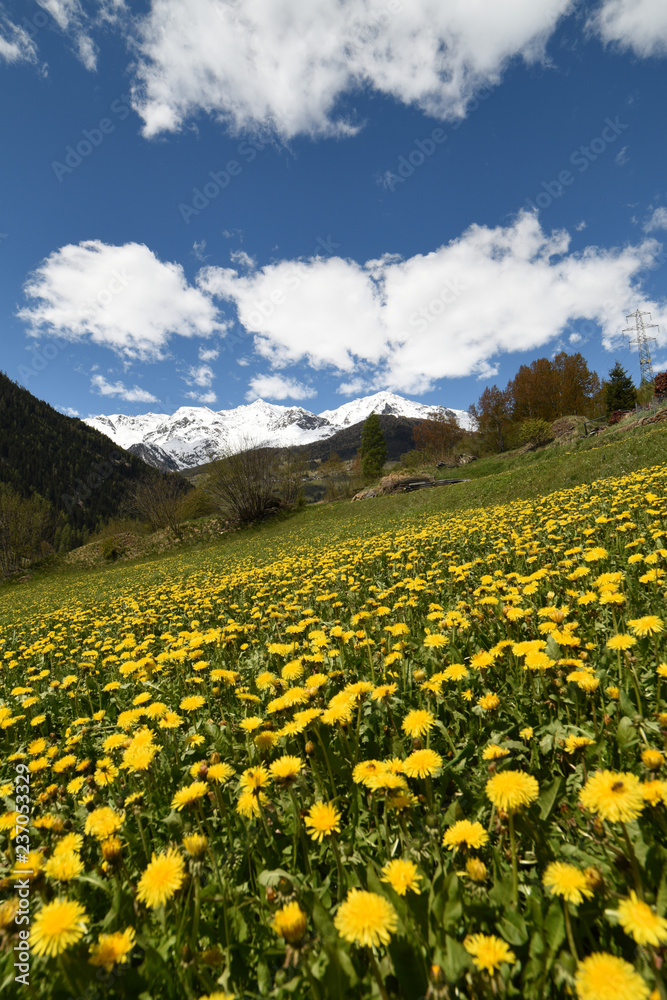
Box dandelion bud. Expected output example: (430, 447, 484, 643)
(272, 901, 307, 945)
(210, 752, 220, 764)
(584, 866, 604, 892)
(466, 857, 488, 882)
(304, 741, 315, 755)
(430, 964, 446, 986)
(197, 764, 208, 779)
(414, 669, 426, 682)
(101, 836, 123, 862)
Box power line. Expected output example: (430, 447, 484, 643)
(623, 309, 659, 385)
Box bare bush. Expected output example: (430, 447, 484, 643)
(123, 473, 190, 533)
(201, 441, 284, 525)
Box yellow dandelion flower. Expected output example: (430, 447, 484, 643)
(180, 695, 206, 711)
(30, 898, 87, 958)
(236, 790, 267, 819)
(239, 716, 263, 732)
(423, 634, 448, 648)
(304, 801, 341, 842)
(334, 889, 398, 947)
(89, 927, 136, 972)
(442, 819, 489, 851)
(403, 748, 443, 778)
(380, 858, 422, 895)
(239, 765, 271, 792)
(579, 771, 644, 823)
(44, 849, 84, 882)
(606, 635, 637, 650)
(401, 709, 436, 738)
(543, 862, 593, 905)
(486, 770, 539, 812)
(171, 781, 209, 811)
(627, 616, 664, 637)
(463, 933, 516, 974)
(84, 807, 124, 840)
(207, 762, 235, 784)
(574, 952, 649, 1000)
(136, 848, 185, 908)
(478, 693, 500, 711)
(642, 779, 667, 806)
(483, 744, 510, 761)
(564, 735, 595, 754)
(616, 891, 667, 947)
(269, 755, 303, 784)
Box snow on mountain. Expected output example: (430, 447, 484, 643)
(84, 393, 470, 470)
(319, 391, 468, 428)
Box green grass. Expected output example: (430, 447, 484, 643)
(2, 418, 666, 621)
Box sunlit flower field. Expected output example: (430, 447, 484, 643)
(1, 465, 666, 1000)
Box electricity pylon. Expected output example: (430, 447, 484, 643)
(624, 309, 659, 385)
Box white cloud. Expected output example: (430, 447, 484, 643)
(199, 212, 667, 393)
(131, 0, 573, 139)
(0, 15, 38, 63)
(192, 240, 209, 262)
(569, 332, 582, 344)
(19, 240, 225, 361)
(614, 145, 629, 166)
(58, 405, 81, 417)
(574, 221, 587, 231)
(185, 389, 217, 404)
(36, 0, 98, 69)
(91, 374, 159, 403)
(185, 363, 215, 387)
(590, 0, 667, 57)
(644, 207, 667, 232)
(230, 249, 255, 269)
(245, 373, 317, 402)
(336, 378, 366, 396)
(198, 345, 219, 362)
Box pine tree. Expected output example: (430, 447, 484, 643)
(360, 413, 387, 483)
(604, 362, 637, 415)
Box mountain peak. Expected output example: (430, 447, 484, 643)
(85, 392, 470, 470)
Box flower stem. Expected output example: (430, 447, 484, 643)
(620, 821, 644, 899)
(508, 811, 518, 906)
(563, 902, 578, 963)
(369, 948, 389, 1000)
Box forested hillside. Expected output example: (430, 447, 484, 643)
(0, 371, 150, 547)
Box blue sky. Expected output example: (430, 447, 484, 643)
(1, 0, 667, 419)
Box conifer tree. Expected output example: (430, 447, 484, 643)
(604, 362, 637, 415)
(360, 413, 387, 483)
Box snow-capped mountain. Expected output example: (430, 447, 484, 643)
(85, 392, 470, 470)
